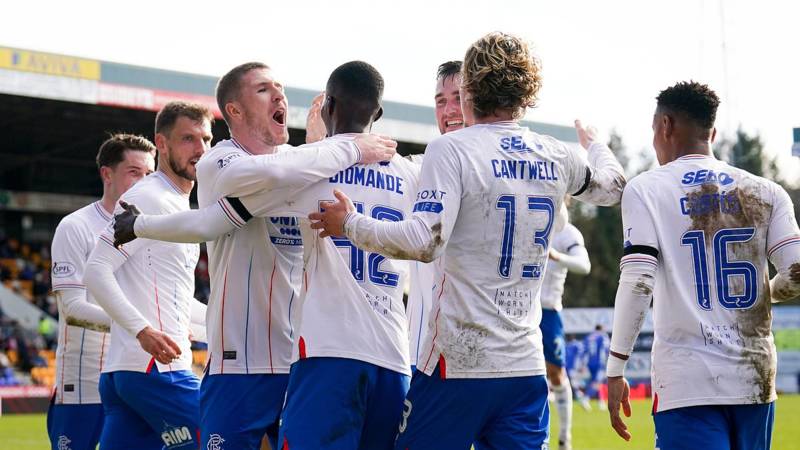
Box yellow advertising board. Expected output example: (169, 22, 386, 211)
(0, 47, 100, 80)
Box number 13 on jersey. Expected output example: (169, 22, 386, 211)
(496, 194, 555, 279)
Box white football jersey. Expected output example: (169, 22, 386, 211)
(371, 121, 620, 379)
(407, 259, 443, 367)
(99, 172, 199, 373)
(218, 135, 421, 374)
(540, 223, 586, 311)
(622, 154, 799, 411)
(196, 137, 361, 375)
(50, 201, 112, 404)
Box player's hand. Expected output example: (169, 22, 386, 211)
(305, 92, 327, 144)
(548, 248, 561, 261)
(113, 201, 141, 248)
(607, 375, 632, 441)
(309, 189, 356, 238)
(136, 326, 182, 365)
(575, 119, 598, 150)
(353, 134, 397, 164)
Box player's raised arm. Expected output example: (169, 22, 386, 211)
(605, 181, 658, 441)
(766, 184, 800, 302)
(569, 120, 626, 207)
(311, 137, 461, 263)
(213, 133, 396, 198)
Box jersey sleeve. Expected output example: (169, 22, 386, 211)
(84, 190, 160, 337)
(567, 141, 626, 206)
(620, 180, 659, 256)
(212, 139, 360, 198)
(343, 137, 462, 263)
(554, 225, 591, 274)
(84, 225, 151, 337)
(766, 183, 800, 302)
(607, 179, 658, 372)
(50, 218, 89, 290)
(134, 201, 239, 243)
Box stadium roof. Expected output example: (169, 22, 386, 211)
(0, 45, 576, 145)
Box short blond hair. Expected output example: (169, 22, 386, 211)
(462, 32, 543, 119)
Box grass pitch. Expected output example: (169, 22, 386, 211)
(1, 395, 798, 449)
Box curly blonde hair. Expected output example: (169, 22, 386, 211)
(462, 32, 543, 119)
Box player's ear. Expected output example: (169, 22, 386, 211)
(373, 106, 383, 123)
(324, 96, 336, 116)
(225, 102, 240, 122)
(710, 127, 717, 143)
(154, 133, 167, 152)
(99, 166, 112, 184)
(662, 114, 674, 139)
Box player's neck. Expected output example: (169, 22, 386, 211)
(472, 110, 516, 125)
(329, 122, 368, 136)
(673, 141, 713, 161)
(98, 191, 117, 216)
(230, 130, 279, 155)
(157, 166, 193, 195)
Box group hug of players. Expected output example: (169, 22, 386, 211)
(47, 31, 800, 450)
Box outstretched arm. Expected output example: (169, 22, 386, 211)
(215, 134, 396, 198)
(310, 138, 460, 263)
(114, 200, 240, 246)
(570, 120, 626, 207)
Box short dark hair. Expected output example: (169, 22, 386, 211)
(326, 61, 384, 121)
(155, 101, 213, 137)
(96, 134, 156, 170)
(656, 81, 720, 129)
(216, 62, 270, 123)
(437, 60, 462, 82)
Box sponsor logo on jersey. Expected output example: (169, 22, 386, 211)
(207, 434, 225, 450)
(681, 169, 734, 187)
(52, 261, 76, 278)
(216, 153, 241, 169)
(499, 135, 543, 153)
(269, 217, 302, 246)
(57, 436, 72, 450)
(161, 425, 194, 447)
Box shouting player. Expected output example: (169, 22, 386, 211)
(311, 32, 625, 449)
(112, 61, 396, 450)
(114, 61, 417, 449)
(605, 81, 800, 450)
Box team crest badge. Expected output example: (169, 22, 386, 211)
(57, 436, 72, 450)
(207, 434, 225, 450)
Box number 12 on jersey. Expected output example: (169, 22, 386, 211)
(496, 194, 555, 279)
(329, 201, 404, 287)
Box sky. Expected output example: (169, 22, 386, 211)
(3, 0, 799, 178)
